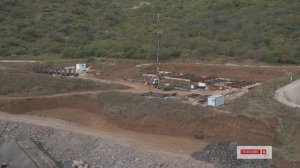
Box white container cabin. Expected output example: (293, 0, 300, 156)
(76, 64, 87, 72)
(208, 94, 225, 107)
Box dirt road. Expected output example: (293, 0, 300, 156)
(0, 90, 110, 100)
(0, 75, 190, 100)
(0, 111, 206, 156)
(0, 60, 37, 63)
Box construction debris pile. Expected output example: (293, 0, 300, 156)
(142, 92, 180, 100)
(186, 94, 209, 103)
(191, 141, 271, 168)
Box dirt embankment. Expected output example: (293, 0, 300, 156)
(112, 114, 276, 146)
(276, 79, 300, 108)
(0, 96, 276, 147)
(0, 96, 101, 114)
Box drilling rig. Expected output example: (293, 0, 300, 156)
(150, 12, 174, 91)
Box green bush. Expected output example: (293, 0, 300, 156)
(0, 0, 299, 63)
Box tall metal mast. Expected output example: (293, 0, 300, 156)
(156, 12, 160, 75)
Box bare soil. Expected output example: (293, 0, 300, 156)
(0, 115, 213, 168)
(0, 96, 101, 114)
(1, 59, 300, 167)
(0, 96, 276, 147)
(0, 110, 205, 156)
(150, 62, 300, 82)
(92, 59, 300, 82)
(110, 114, 276, 146)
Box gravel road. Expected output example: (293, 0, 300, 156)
(0, 119, 213, 168)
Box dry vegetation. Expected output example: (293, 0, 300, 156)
(90, 91, 276, 152)
(96, 91, 211, 119)
(225, 75, 300, 160)
(0, 64, 129, 96)
(0, 0, 299, 63)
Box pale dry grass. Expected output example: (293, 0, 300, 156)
(225, 75, 300, 160)
(0, 69, 128, 96)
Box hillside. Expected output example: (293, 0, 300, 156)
(0, 0, 299, 63)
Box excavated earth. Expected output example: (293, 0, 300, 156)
(0, 96, 276, 147)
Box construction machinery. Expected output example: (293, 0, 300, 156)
(145, 78, 174, 91)
(143, 13, 175, 92)
(154, 79, 174, 91)
(86, 65, 95, 74)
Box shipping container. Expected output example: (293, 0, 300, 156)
(76, 64, 87, 72)
(208, 95, 225, 107)
(198, 82, 207, 88)
(209, 86, 225, 91)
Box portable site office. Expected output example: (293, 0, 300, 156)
(207, 94, 225, 107)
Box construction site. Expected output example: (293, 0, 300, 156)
(0, 58, 300, 168)
(1, 9, 300, 168)
(33, 60, 262, 107)
(0, 20, 299, 167)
